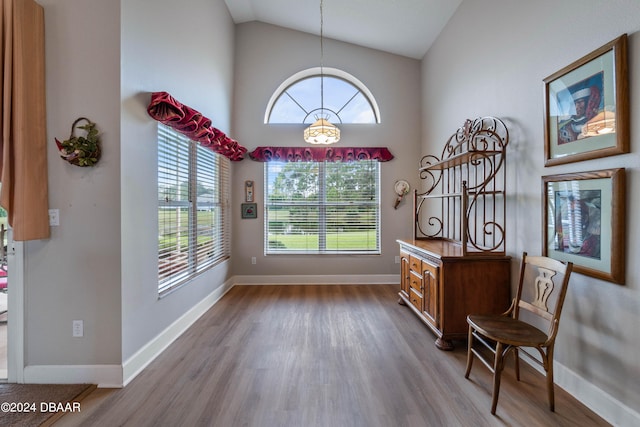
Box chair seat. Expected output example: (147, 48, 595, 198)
(467, 314, 548, 347)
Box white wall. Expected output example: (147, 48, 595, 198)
(27, 2, 639, 420)
(231, 22, 421, 280)
(423, 0, 640, 424)
(28, 0, 122, 370)
(120, 0, 236, 364)
(21, 0, 236, 385)
(27, 2, 420, 385)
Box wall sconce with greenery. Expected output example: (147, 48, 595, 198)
(55, 117, 101, 167)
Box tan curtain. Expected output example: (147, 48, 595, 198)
(0, 0, 49, 241)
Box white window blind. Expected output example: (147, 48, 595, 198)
(158, 125, 230, 294)
(265, 160, 380, 254)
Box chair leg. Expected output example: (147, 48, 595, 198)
(514, 347, 520, 381)
(491, 341, 505, 415)
(464, 326, 474, 379)
(545, 345, 555, 412)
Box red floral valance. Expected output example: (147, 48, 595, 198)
(248, 146, 394, 162)
(146, 91, 247, 161)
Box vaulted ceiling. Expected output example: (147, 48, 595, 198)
(223, 0, 462, 59)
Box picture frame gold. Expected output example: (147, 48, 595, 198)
(542, 168, 625, 284)
(543, 34, 629, 166)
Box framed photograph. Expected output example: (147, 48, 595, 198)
(542, 168, 625, 284)
(241, 203, 257, 219)
(543, 34, 628, 166)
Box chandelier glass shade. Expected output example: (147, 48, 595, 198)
(304, 118, 341, 145)
(304, 0, 340, 145)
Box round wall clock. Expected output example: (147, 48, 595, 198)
(394, 180, 410, 209)
(394, 180, 410, 196)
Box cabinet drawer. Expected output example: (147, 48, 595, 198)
(409, 255, 422, 273)
(409, 271, 422, 292)
(409, 287, 422, 312)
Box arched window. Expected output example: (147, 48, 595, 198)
(265, 67, 381, 125)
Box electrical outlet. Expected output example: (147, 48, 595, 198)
(72, 320, 83, 337)
(251, 257, 257, 265)
(48, 209, 60, 226)
(395, 256, 400, 264)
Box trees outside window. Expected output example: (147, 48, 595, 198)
(157, 125, 230, 294)
(265, 160, 380, 254)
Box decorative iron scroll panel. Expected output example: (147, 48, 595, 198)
(414, 117, 509, 255)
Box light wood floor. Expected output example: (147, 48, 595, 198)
(54, 285, 609, 427)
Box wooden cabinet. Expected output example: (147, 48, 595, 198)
(398, 239, 511, 350)
(400, 252, 438, 327)
(398, 117, 511, 350)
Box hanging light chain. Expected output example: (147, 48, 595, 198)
(320, 0, 325, 118)
(304, 0, 340, 144)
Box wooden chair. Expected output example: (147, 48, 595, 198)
(464, 252, 573, 415)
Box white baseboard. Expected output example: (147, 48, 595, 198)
(20, 274, 637, 427)
(233, 274, 400, 285)
(21, 280, 235, 388)
(121, 275, 396, 386)
(121, 279, 234, 387)
(554, 362, 640, 427)
(23, 364, 122, 388)
(519, 350, 640, 427)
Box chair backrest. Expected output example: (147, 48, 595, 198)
(513, 252, 573, 342)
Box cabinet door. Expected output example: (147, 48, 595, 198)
(400, 251, 410, 297)
(422, 260, 439, 327)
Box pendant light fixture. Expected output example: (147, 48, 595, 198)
(304, 0, 341, 145)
